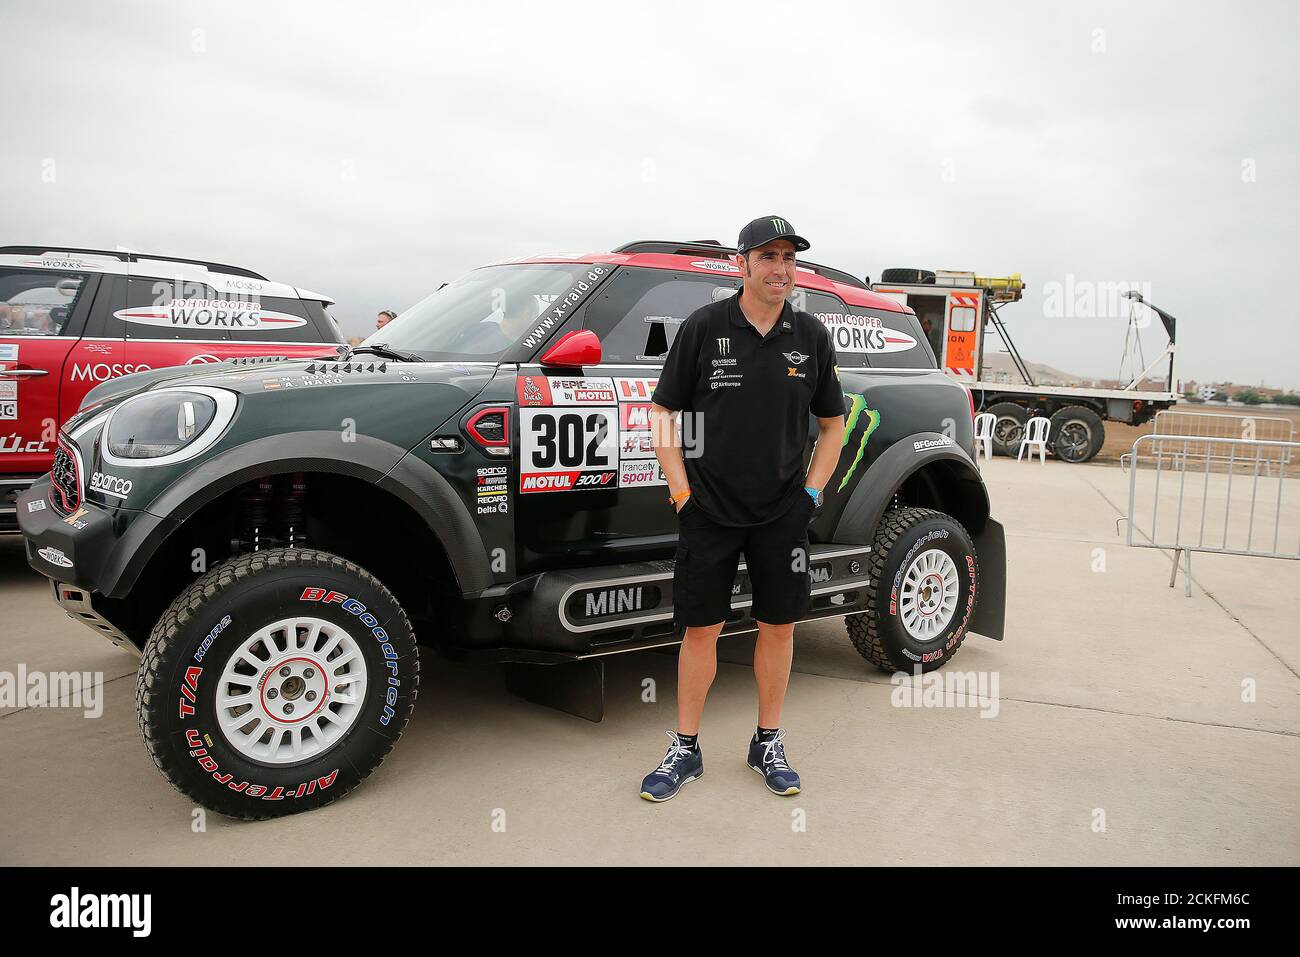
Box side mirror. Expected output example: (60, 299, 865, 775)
(539, 329, 601, 367)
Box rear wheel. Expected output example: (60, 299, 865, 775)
(985, 401, 1029, 456)
(845, 507, 979, 673)
(1049, 405, 1105, 463)
(136, 547, 418, 820)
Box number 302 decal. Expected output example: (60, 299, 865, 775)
(530, 410, 611, 468)
(519, 408, 619, 493)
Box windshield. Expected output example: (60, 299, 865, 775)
(365, 263, 595, 360)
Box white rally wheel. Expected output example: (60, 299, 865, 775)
(898, 548, 961, 642)
(215, 616, 369, 765)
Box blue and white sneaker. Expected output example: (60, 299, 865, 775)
(639, 731, 704, 802)
(747, 729, 801, 795)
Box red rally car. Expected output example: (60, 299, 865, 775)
(0, 246, 346, 529)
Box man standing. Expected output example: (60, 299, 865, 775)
(640, 216, 846, 801)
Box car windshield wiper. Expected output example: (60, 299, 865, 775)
(344, 343, 423, 363)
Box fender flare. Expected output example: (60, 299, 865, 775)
(832, 432, 1005, 641)
(99, 432, 492, 598)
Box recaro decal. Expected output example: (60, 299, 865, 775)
(114, 299, 307, 331)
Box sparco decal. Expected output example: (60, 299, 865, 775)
(114, 299, 307, 331)
(71, 362, 152, 383)
(298, 588, 401, 726)
(89, 471, 132, 497)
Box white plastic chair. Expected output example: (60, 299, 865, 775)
(973, 412, 995, 462)
(1018, 416, 1051, 463)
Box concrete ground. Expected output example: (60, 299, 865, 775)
(1, 456, 1297, 865)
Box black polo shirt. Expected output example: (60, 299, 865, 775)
(651, 287, 845, 527)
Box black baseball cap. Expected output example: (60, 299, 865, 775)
(737, 215, 810, 255)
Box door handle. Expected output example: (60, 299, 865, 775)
(0, 368, 49, 377)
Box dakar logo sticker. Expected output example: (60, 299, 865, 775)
(114, 299, 307, 331)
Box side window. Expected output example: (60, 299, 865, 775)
(836, 306, 936, 370)
(793, 289, 864, 368)
(582, 268, 740, 364)
(122, 278, 231, 341)
(0, 268, 90, 336)
(120, 279, 326, 342)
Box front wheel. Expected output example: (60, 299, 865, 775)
(846, 507, 979, 673)
(136, 548, 419, 820)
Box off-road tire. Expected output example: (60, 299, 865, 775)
(136, 547, 418, 821)
(1048, 405, 1105, 463)
(986, 401, 1029, 457)
(846, 507, 979, 673)
(879, 267, 937, 285)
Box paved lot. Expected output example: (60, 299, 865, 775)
(1, 456, 1297, 866)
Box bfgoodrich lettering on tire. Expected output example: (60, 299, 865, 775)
(135, 548, 418, 820)
(846, 507, 978, 673)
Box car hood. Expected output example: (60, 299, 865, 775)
(67, 358, 501, 513)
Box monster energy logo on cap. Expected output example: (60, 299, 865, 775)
(737, 215, 811, 254)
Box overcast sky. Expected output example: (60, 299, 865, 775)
(3, 0, 1297, 389)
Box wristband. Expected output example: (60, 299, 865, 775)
(670, 489, 692, 506)
(804, 486, 823, 507)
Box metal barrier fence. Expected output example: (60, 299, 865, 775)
(1121, 410, 1295, 475)
(1124, 434, 1300, 596)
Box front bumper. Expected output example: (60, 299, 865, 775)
(18, 478, 141, 650)
(18, 478, 123, 591)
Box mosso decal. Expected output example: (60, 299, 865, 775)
(114, 298, 306, 331)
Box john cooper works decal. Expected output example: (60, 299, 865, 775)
(114, 299, 307, 331)
(814, 311, 917, 354)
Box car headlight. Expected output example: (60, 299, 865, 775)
(101, 387, 237, 467)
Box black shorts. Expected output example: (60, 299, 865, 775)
(672, 493, 814, 627)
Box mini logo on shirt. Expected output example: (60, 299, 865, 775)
(717, 337, 730, 356)
(783, 350, 809, 365)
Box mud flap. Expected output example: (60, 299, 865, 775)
(504, 659, 605, 722)
(969, 518, 1006, 641)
